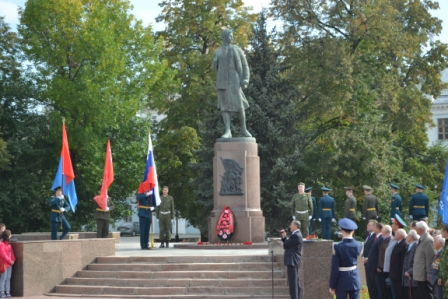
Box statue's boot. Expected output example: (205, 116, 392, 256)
(221, 112, 232, 138)
(239, 109, 252, 137)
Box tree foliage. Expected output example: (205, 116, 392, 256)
(0, 1, 176, 232)
(270, 0, 448, 233)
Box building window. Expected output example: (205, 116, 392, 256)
(438, 118, 448, 140)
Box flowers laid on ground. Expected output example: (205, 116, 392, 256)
(305, 234, 318, 240)
(216, 205, 235, 241)
(197, 241, 253, 245)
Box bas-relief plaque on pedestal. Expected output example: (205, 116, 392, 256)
(219, 157, 244, 195)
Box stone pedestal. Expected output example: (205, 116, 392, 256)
(208, 138, 265, 243)
(272, 238, 333, 299)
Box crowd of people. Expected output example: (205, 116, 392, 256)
(361, 216, 446, 299)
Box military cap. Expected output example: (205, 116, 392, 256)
(321, 187, 330, 191)
(392, 214, 406, 228)
(415, 184, 425, 190)
(390, 183, 399, 190)
(53, 186, 62, 191)
(298, 182, 305, 186)
(338, 218, 358, 231)
(343, 187, 353, 190)
(363, 185, 372, 191)
(304, 187, 312, 192)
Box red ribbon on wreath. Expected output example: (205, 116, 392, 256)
(216, 206, 235, 241)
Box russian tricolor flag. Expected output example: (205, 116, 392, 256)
(51, 122, 78, 212)
(138, 133, 161, 207)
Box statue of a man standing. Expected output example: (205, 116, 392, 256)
(212, 29, 251, 138)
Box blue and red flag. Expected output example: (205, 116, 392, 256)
(138, 133, 160, 207)
(439, 160, 448, 224)
(51, 122, 78, 212)
(94, 140, 114, 210)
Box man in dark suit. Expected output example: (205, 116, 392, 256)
(403, 229, 419, 299)
(389, 228, 408, 299)
(281, 220, 304, 299)
(366, 222, 383, 299)
(363, 220, 377, 299)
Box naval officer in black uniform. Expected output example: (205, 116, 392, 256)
(281, 220, 303, 299)
(329, 218, 362, 299)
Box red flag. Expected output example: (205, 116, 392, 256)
(94, 140, 114, 210)
(61, 123, 75, 184)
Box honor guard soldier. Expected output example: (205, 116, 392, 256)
(157, 186, 175, 248)
(136, 190, 155, 250)
(318, 187, 335, 240)
(291, 183, 313, 238)
(329, 218, 362, 299)
(362, 185, 378, 221)
(49, 186, 71, 240)
(389, 184, 402, 224)
(344, 187, 357, 221)
(305, 187, 318, 235)
(94, 185, 114, 238)
(409, 184, 429, 221)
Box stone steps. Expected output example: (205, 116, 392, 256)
(86, 262, 275, 272)
(48, 255, 289, 298)
(76, 270, 284, 279)
(65, 277, 287, 287)
(53, 285, 290, 296)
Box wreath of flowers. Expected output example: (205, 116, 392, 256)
(216, 206, 235, 241)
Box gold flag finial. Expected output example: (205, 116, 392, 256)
(62, 117, 66, 124)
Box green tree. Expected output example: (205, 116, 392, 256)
(8, 0, 176, 231)
(270, 0, 448, 233)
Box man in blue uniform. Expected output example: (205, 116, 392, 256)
(389, 183, 402, 224)
(305, 187, 317, 235)
(409, 184, 429, 221)
(49, 186, 71, 240)
(136, 190, 155, 250)
(329, 218, 362, 299)
(318, 187, 335, 240)
(280, 220, 303, 299)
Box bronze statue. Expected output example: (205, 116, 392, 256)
(212, 29, 251, 138)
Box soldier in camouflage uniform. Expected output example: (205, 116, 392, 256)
(305, 187, 318, 235)
(438, 224, 448, 299)
(157, 186, 175, 248)
(343, 187, 357, 221)
(291, 182, 313, 238)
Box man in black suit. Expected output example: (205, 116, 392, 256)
(281, 220, 303, 299)
(363, 220, 377, 299)
(403, 229, 419, 299)
(366, 222, 383, 299)
(389, 228, 407, 299)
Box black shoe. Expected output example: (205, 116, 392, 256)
(166, 241, 169, 248)
(159, 243, 165, 248)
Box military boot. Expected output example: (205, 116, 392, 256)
(166, 241, 169, 248)
(159, 241, 165, 248)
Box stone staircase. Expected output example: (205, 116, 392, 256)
(47, 255, 290, 298)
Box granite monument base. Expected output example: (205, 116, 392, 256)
(209, 138, 265, 243)
(272, 238, 333, 299)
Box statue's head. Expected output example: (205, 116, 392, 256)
(221, 29, 233, 44)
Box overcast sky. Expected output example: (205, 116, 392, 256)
(1, 0, 447, 43)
